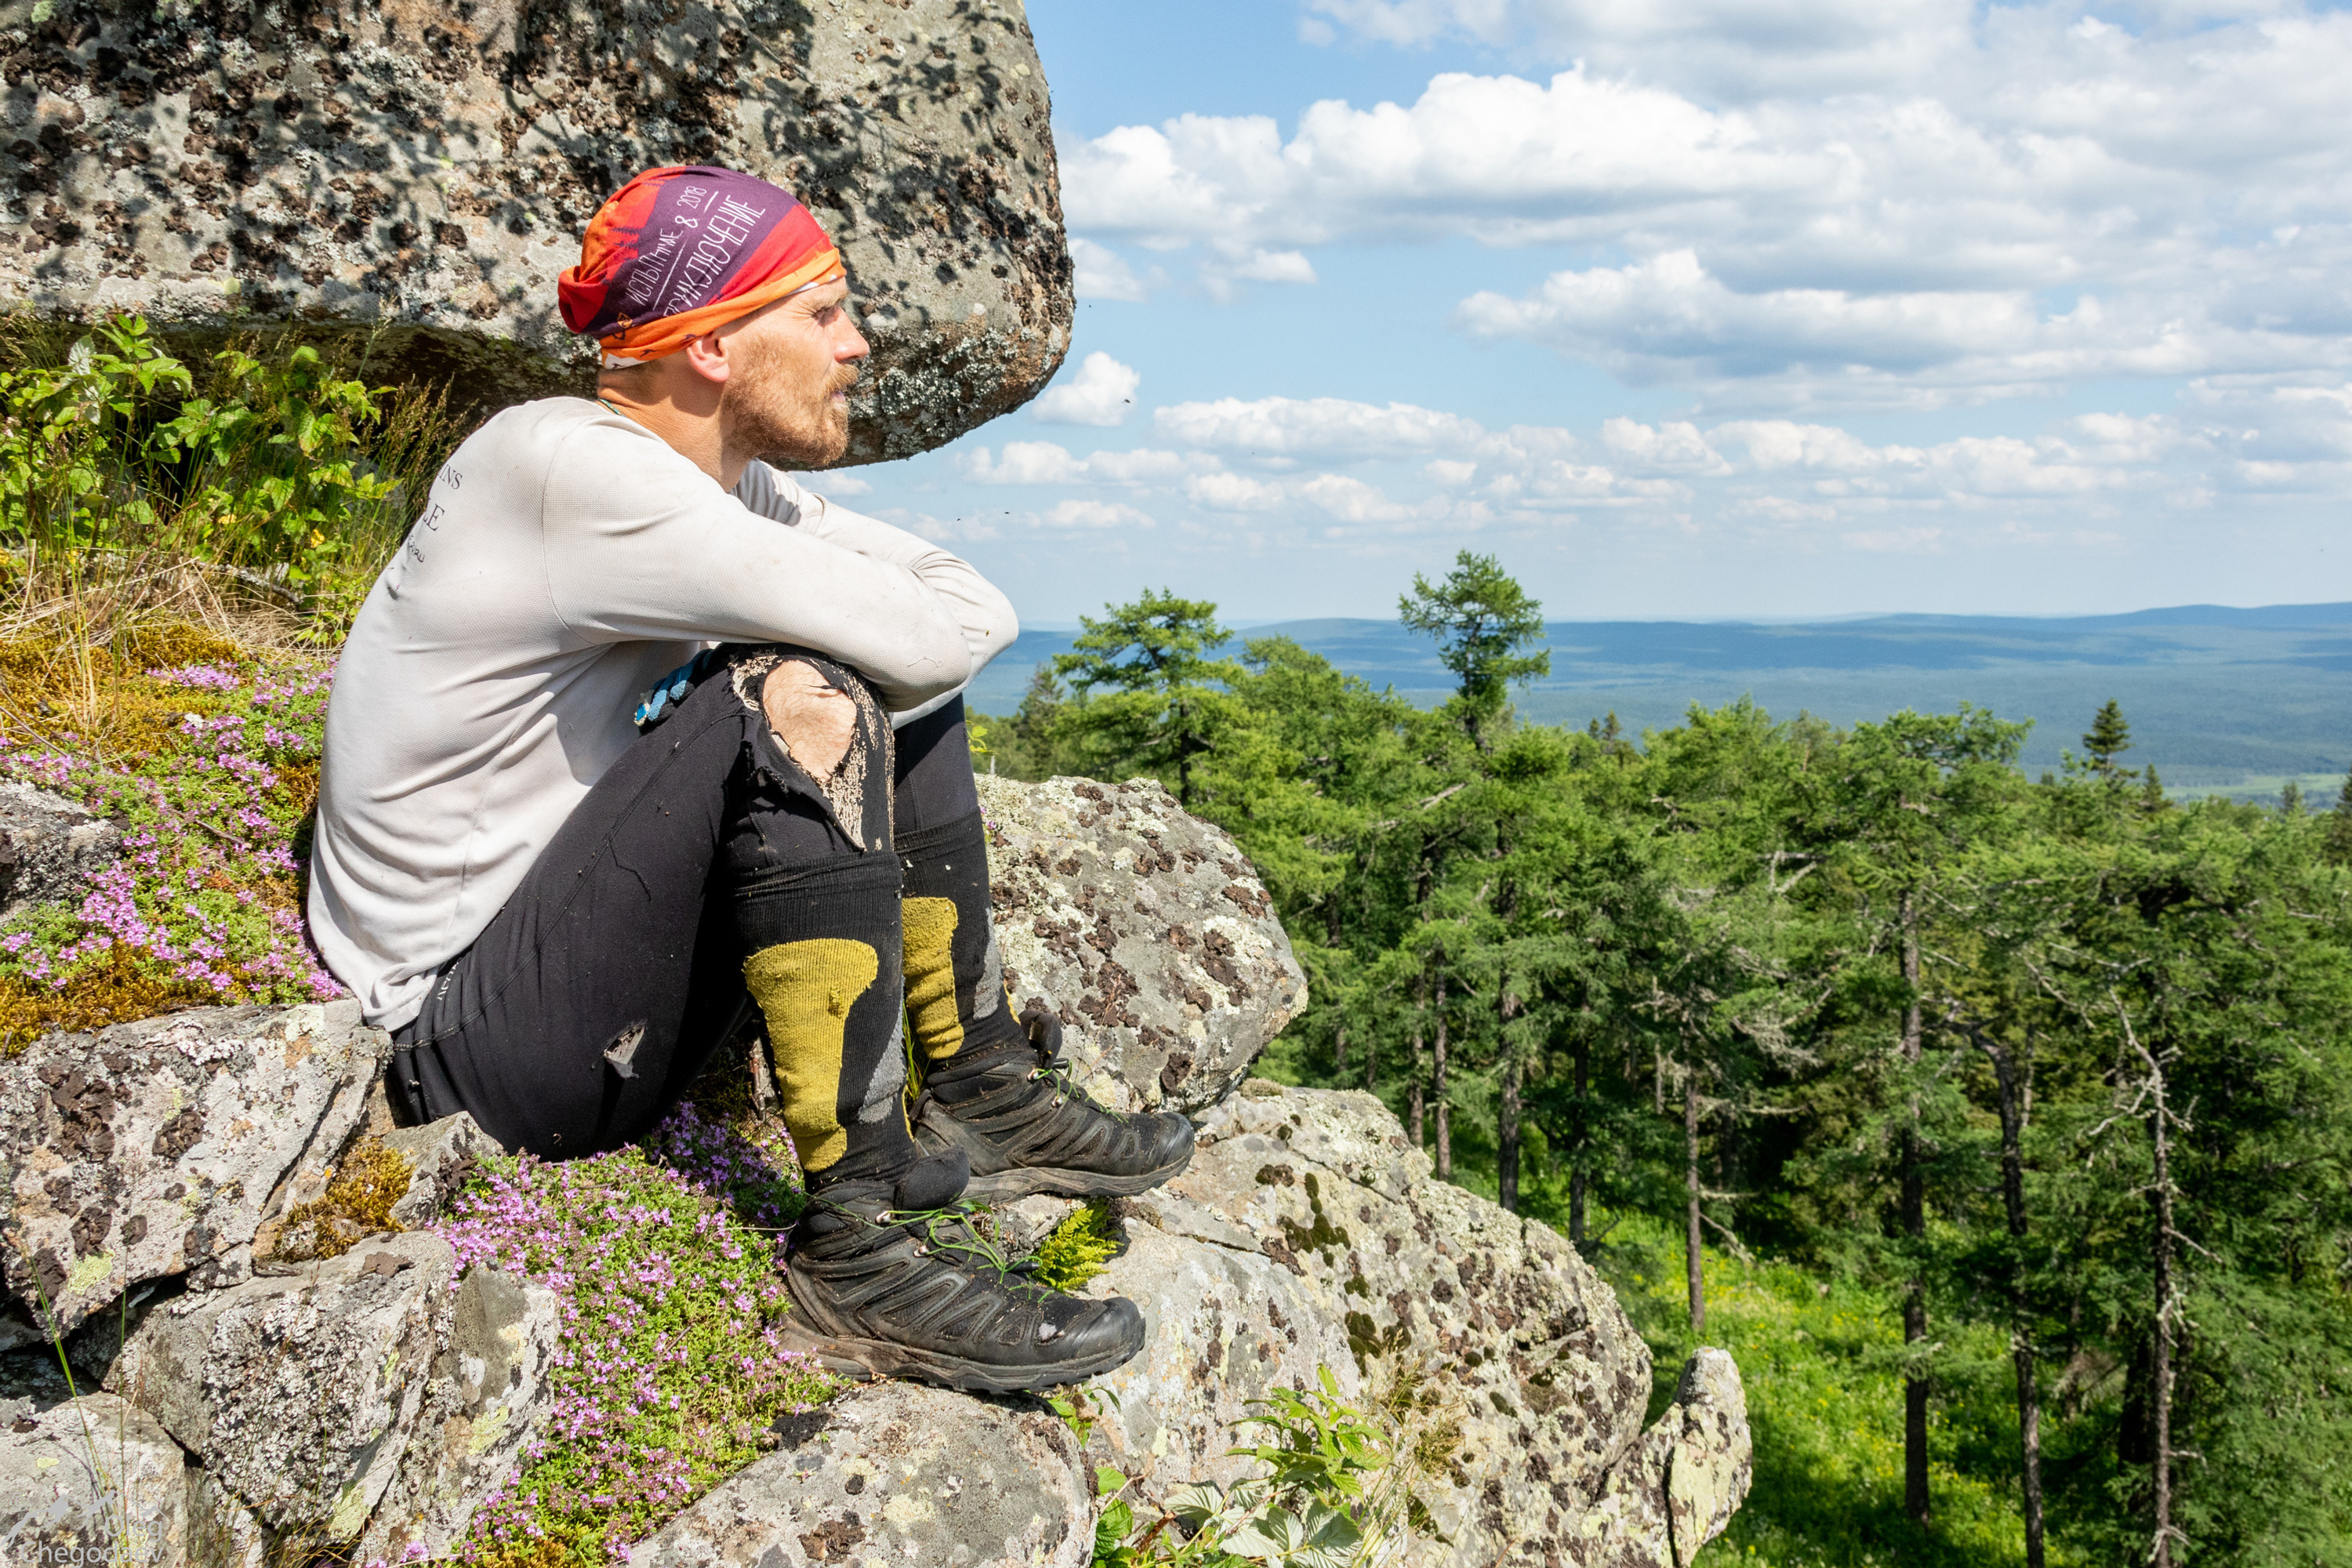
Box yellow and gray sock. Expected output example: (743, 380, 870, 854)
(736, 855, 914, 1185)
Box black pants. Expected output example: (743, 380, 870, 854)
(385, 648, 981, 1162)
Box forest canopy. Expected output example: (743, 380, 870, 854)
(976, 554, 2352, 1568)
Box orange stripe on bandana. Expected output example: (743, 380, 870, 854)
(559, 165, 846, 367)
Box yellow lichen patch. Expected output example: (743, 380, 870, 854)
(0, 947, 212, 1057)
(274, 1137, 413, 1263)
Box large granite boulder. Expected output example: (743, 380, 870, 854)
(637, 1381, 1093, 1568)
(0, 1000, 389, 1345)
(0, 0, 1073, 460)
(1074, 1083, 1750, 1568)
(977, 774, 1307, 1113)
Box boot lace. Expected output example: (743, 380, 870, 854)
(851, 1197, 1048, 1292)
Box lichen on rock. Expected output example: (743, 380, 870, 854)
(0, 998, 388, 1343)
(977, 773, 1307, 1113)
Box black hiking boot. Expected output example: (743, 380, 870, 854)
(780, 1154, 1145, 1392)
(910, 1010, 1196, 1203)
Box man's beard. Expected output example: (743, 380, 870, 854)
(721, 338, 857, 469)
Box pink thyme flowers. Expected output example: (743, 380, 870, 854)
(0, 653, 345, 1006)
(434, 1103, 840, 1565)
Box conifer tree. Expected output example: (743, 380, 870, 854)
(1400, 550, 1551, 747)
(2327, 762, 2352, 865)
(1051, 589, 1243, 806)
(2083, 699, 2132, 780)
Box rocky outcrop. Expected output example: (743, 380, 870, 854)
(0, 0, 1073, 460)
(355, 1256, 562, 1566)
(977, 774, 1307, 1113)
(1076, 1083, 1750, 1567)
(0, 779, 1748, 1566)
(637, 1381, 1093, 1568)
(0, 781, 121, 917)
(103, 1230, 454, 1545)
(0, 1000, 388, 1345)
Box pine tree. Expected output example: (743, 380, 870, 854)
(1051, 589, 1243, 806)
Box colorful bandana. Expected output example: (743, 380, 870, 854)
(558, 165, 845, 368)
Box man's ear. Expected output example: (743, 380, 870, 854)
(678, 332, 731, 389)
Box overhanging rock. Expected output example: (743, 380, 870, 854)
(0, 0, 1073, 460)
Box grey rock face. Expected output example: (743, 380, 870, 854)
(106, 1229, 452, 1545)
(976, 775, 1307, 1112)
(1079, 1084, 1749, 1568)
(188, 1466, 270, 1568)
(637, 1379, 1092, 1568)
(356, 1261, 562, 1566)
(0, 1000, 388, 1341)
(0, 782, 121, 918)
(0, 1392, 189, 1566)
(0, 0, 1072, 462)
(382, 1110, 493, 1229)
(1561, 1349, 1753, 1568)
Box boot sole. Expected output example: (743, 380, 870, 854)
(961, 1140, 1195, 1203)
(777, 1317, 1142, 1393)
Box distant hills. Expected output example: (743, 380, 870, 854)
(968, 603, 2352, 800)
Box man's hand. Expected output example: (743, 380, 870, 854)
(762, 660, 858, 782)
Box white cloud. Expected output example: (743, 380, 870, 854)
(958, 440, 1192, 486)
(1058, 11, 2352, 405)
(1069, 238, 1153, 302)
(1299, 474, 1418, 522)
(1153, 396, 1486, 460)
(1040, 499, 1158, 531)
(1600, 417, 1732, 474)
(1185, 472, 1288, 511)
(1032, 352, 1143, 426)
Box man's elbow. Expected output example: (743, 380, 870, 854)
(975, 590, 1019, 673)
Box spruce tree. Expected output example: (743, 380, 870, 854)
(2082, 699, 2132, 780)
(2328, 762, 2352, 865)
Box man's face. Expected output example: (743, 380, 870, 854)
(717, 281, 869, 467)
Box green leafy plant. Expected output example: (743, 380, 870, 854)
(0, 312, 457, 636)
(151, 340, 397, 583)
(1092, 1365, 1452, 1568)
(0, 314, 194, 556)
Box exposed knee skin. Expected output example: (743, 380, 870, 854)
(762, 659, 857, 781)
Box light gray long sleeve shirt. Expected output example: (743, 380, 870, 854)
(307, 397, 1016, 1030)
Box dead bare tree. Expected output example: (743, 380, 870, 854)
(2089, 992, 2192, 1568)
(1957, 1011, 2047, 1568)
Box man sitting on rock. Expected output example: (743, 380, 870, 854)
(307, 165, 1193, 1393)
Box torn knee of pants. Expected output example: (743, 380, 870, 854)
(730, 649, 892, 847)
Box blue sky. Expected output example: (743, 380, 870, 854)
(828, 0, 2352, 625)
